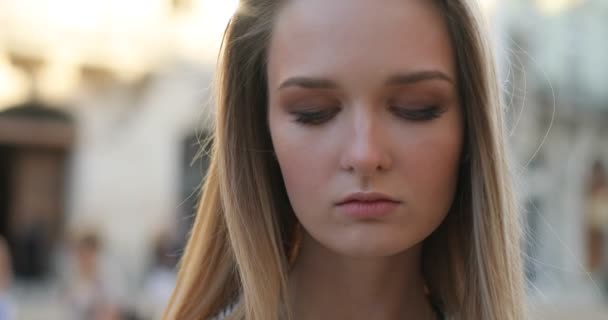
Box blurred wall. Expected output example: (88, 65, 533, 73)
(66, 62, 213, 285)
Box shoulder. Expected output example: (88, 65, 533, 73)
(431, 299, 446, 320)
(210, 302, 237, 320)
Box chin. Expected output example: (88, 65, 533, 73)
(342, 244, 415, 259)
(302, 223, 426, 260)
(325, 233, 420, 259)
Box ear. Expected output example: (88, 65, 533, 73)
(288, 222, 303, 268)
(461, 152, 470, 165)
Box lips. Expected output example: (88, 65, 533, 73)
(335, 192, 400, 205)
(335, 192, 401, 218)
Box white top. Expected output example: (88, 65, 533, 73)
(211, 302, 236, 320)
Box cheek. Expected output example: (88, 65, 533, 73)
(269, 121, 335, 213)
(400, 124, 463, 223)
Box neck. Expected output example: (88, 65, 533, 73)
(288, 232, 435, 320)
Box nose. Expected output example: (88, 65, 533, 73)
(340, 110, 392, 176)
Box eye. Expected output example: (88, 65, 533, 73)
(389, 105, 445, 121)
(290, 108, 340, 125)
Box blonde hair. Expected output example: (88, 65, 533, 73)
(163, 0, 526, 319)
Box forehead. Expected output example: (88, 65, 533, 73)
(267, 0, 456, 88)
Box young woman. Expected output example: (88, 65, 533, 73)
(164, 0, 526, 319)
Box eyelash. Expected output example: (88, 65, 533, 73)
(291, 108, 340, 125)
(291, 106, 444, 125)
(389, 105, 445, 121)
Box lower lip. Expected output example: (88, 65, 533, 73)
(336, 200, 400, 218)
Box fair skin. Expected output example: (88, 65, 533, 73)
(267, 0, 463, 319)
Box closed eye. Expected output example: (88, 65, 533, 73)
(389, 105, 445, 121)
(290, 108, 341, 125)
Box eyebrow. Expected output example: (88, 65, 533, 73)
(277, 70, 455, 91)
(278, 77, 338, 90)
(385, 70, 455, 86)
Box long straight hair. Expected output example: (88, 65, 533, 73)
(163, 1, 526, 319)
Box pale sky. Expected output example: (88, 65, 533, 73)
(0, 0, 239, 108)
(0, 0, 586, 109)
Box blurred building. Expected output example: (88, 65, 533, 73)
(496, 0, 608, 314)
(0, 101, 74, 280)
(0, 1, 233, 317)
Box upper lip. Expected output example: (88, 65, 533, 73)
(336, 192, 401, 205)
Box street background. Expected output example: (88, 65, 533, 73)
(0, 0, 607, 319)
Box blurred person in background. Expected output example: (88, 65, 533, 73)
(11, 221, 52, 281)
(137, 230, 178, 320)
(0, 236, 16, 320)
(62, 230, 122, 320)
(585, 161, 608, 293)
(163, 0, 525, 319)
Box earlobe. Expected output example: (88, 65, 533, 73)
(460, 140, 470, 165)
(288, 222, 303, 268)
(461, 152, 470, 164)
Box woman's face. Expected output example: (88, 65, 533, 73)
(267, 0, 463, 258)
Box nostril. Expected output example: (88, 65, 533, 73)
(340, 144, 391, 175)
